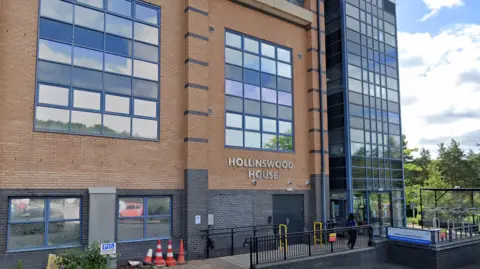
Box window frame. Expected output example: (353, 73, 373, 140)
(117, 196, 172, 243)
(34, 0, 161, 141)
(7, 197, 83, 252)
(224, 29, 295, 153)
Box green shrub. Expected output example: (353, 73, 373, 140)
(16, 260, 24, 269)
(56, 241, 109, 269)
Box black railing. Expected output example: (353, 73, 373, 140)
(245, 225, 374, 267)
(432, 224, 480, 244)
(200, 224, 276, 258)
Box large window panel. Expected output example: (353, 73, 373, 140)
(75, 5, 104, 32)
(40, 0, 73, 23)
(8, 198, 81, 250)
(38, 39, 72, 64)
(35, 0, 160, 141)
(39, 18, 73, 44)
(38, 84, 69, 106)
(134, 22, 158, 45)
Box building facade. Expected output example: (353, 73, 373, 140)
(325, 0, 405, 227)
(0, 0, 402, 268)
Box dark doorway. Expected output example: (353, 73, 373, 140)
(273, 194, 304, 233)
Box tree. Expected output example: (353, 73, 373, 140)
(437, 140, 472, 188)
(264, 130, 293, 150)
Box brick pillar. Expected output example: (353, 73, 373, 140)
(305, 0, 330, 223)
(183, 0, 210, 259)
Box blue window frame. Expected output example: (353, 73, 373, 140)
(7, 197, 82, 251)
(117, 197, 172, 242)
(224, 30, 294, 152)
(35, 0, 161, 141)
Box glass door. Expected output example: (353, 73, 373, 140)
(368, 192, 392, 236)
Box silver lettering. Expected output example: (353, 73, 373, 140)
(262, 160, 267, 168)
(255, 160, 261, 168)
(281, 161, 288, 169)
(236, 158, 243, 167)
(273, 172, 279, 179)
(275, 161, 281, 169)
(255, 171, 262, 179)
(288, 162, 293, 169)
(248, 170, 255, 179)
(267, 160, 274, 168)
(228, 158, 236, 167)
(262, 171, 269, 179)
(268, 171, 274, 179)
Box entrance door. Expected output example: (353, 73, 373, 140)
(368, 192, 392, 236)
(273, 195, 304, 233)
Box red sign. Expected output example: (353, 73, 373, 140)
(329, 233, 337, 242)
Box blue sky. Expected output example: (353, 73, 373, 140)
(395, 0, 480, 155)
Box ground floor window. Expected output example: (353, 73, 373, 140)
(118, 196, 171, 242)
(8, 198, 82, 250)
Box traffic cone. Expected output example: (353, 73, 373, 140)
(165, 239, 177, 267)
(144, 248, 153, 264)
(154, 240, 166, 267)
(177, 239, 186, 265)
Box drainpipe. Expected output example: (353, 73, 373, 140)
(316, 0, 327, 224)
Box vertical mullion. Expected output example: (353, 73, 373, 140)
(259, 41, 263, 150)
(69, 3, 76, 133)
(102, 2, 107, 136)
(241, 35, 245, 148)
(131, 4, 135, 139)
(143, 197, 147, 239)
(45, 199, 49, 247)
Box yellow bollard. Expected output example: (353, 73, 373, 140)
(278, 224, 288, 251)
(313, 221, 323, 246)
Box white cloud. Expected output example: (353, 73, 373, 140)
(398, 24, 480, 154)
(420, 0, 464, 21)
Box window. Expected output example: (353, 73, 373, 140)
(118, 197, 171, 241)
(8, 197, 81, 250)
(224, 30, 294, 151)
(35, 0, 160, 140)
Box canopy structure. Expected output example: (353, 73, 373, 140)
(420, 188, 480, 229)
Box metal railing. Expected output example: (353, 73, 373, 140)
(200, 224, 276, 258)
(432, 224, 480, 244)
(244, 225, 374, 267)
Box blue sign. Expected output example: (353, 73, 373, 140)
(100, 242, 116, 255)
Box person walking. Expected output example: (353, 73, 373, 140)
(346, 213, 358, 249)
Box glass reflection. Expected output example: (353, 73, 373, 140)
(245, 132, 260, 148)
(38, 39, 72, 64)
(136, 4, 158, 24)
(71, 111, 101, 134)
(74, 90, 100, 110)
(35, 107, 69, 131)
(105, 54, 132, 75)
(226, 113, 242, 128)
(37, 61, 71, 86)
(277, 62, 292, 78)
(261, 88, 276, 103)
(278, 136, 293, 151)
(134, 60, 158, 81)
(41, 0, 73, 23)
(77, 0, 103, 9)
(108, 0, 132, 17)
(225, 80, 242, 97)
(226, 32, 241, 48)
(105, 95, 130, 114)
(262, 102, 277, 118)
(103, 114, 131, 137)
(262, 118, 276, 133)
(226, 96, 243, 113)
(245, 116, 260, 130)
(225, 48, 242, 66)
(261, 43, 275, 58)
(72, 67, 103, 90)
(244, 84, 260, 100)
(279, 121, 292, 134)
(278, 106, 292, 120)
(104, 73, 132, 95)
(278, 92, 292, 106)
(134, 42, 158, 63)
(277, 77, 292, 92)
(134, 99, 156, 117)
(73, 46, 103, 70)
(75, 5, 104, 32)
(244, 53, 259, 70)
(10, 199, 45, 221)
(132, 118, 157, 139)
(244, 100, 260, 115)
(106, 14, 133, 38)
(244, 69, 260, 85)
(134, 22, 158, 45)
(261, 58, 276, 74)
(75, 26, 104, 51)
(133, 79, 158, 99)
(277, 48, 291, 63)
(262, 134, 277, 149)
(39, 18, 73, 44)
(244, 38, 258, 53)
(146, 218, 170, 238)
(38, 84, 69, 106)
(226, 129, 243, 147)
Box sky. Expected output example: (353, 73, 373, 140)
(396, 0, 480, 156)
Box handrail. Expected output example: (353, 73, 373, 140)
(200, 224, 275, 233)
(201, 225, 275, 238)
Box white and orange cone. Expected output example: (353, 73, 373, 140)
(144, 248, 153, 264)
(165, 239, 177, 267)
(154, 240, 166, 267)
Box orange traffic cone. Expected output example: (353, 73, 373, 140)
(177, 239, 186, 265)
(154, 240, 166, 267)
(144, 248, 153, 264)
(165, 239, 177, 267)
